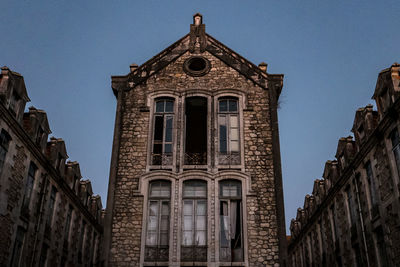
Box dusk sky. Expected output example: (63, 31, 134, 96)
(1, 0, 399, 233)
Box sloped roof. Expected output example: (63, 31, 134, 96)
(112, 15, 283, 99)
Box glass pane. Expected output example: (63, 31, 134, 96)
(183, 201, 193, 215)
(161, 202, 169, 215)
(182, 230, 193, 246)
(165, 101, 174, 112)
(153, 144, 162, 154)
(164, 144, 172, 153)
(220, 181, 241, 197)
(219, 100, 228, 112)
(230, 141, 239, 152)
(146, 231, 157, 245)
(229, 100, 238, 112)
(160, 216, 169, 231)
(159, 183, 170, 197)
(156, 101, 164, 112)
(194, 183, 207, 197)
(196, 215, 206, 230)
(230, 128, 239, 140)
(148, 216, 157, 230)
(154, 116, 164, 141)
(197, 201, 207, 215)
(160, 232, 169, 246)
(183, 215, 193, 230)
(165, 117, 173, 142)
(230, 115, 238, 127)
(220, 125, 227, 153)
(220, 201, 229, 247)
(195, 230, 206, 246)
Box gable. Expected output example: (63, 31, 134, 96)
(112, 17, 283, 99)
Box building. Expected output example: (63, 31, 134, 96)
(288, 63, 400, 266)
(0, 66, 104, 266)
(103, 14, 287, 267)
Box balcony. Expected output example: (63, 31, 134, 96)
(144, 246, 169, 262)
(184, 152, 207, 165)
(218, 152, 240, 165)
(151, 153, 173, 166)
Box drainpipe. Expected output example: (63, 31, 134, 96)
(353, 170, 370, 267)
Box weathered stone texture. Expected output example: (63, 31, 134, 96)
(106, 22, 285, 266)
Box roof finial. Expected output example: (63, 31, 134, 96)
(193, 13, 203, 26)
(190, 13, 207, 53)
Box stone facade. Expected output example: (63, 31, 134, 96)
(0, 66, 104, 266)
(104, 14, 287, 267)
(288, 63, 400, 267)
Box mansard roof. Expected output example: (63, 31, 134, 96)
(373, 62, 400, 99)
(112, 14, 283, 98)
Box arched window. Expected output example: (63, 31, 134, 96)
(181, 180, 207, 261)
(152, 98, 174, 166)
(218, 98, 240, 165)
(145, 180, 171, 261)
(219, 180, 243, 262)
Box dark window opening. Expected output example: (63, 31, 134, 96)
(185, 97, 207, 165)
(188, 57, 206, 71)
(10, 226, 25, 267)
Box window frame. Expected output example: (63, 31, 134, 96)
(21, 162, 37, 215)
(181, 179, 208, 262)
(214, 94, 245, 170)
(144, 180, 171, 262)
(218, 179, 244, 262)
(149, 97, 176, 168)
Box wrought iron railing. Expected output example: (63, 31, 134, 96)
(218, 152, 240, 165)
(144, 246, 169, 262)
(151, 153, 173, 166)
(184, 152, 207, 165)
(181, 246, 207, 262)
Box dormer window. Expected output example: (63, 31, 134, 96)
(391, 129, 400, 175)
(152, 98, 174, 166)
(357, 124, 365, 142)
(0, 129, 11, 175)
(218, 98, 240, 165)
(36, 127, 44, 147)
(9, 90, 20, 116)
(380, 88, 392, 113)
(56, 153, 63, 172)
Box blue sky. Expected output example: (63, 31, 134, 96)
(1, 0, 399, 233)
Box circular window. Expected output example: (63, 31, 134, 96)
(183, 57, 210, 76)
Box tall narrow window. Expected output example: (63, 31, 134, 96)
(39, 243, 49, 267)
(145, 180, 171, 262)
(184, 97, 207, 165)
(365, 161, 379, 217)
(46, 186, 57, 230)
(345, 186, 356, 226)
(391, 129, 400, 175)
(218, 98, 240, 165)
(64, 205, 73, 243)
(0, 129, 11, 175)
(78, 220, 86, 263)
(21, 162, 37, 215)
(10, 226, 25, 267)
(181, 180, 207, 262)
(219, 180, 243, 262)
(152, 99, 174, 166)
